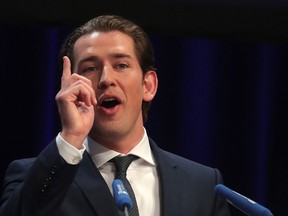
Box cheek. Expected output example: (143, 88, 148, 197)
(84, 74, 99, 89)
(129, 81, 145, 103)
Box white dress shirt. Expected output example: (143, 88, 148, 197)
(56, 128, 160, 216)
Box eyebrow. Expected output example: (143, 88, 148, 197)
(111, 53, 132, 59)
(77, 56, 98, 66)
(78, 53, 133, 65)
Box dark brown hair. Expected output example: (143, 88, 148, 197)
(59, 15, 156, 123)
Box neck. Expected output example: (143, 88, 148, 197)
(89, 127, 145, 154)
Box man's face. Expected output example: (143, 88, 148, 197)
(72, 31, 157, 146)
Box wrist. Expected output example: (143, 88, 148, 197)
(60, 131, 86, 150)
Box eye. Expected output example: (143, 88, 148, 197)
(116, 63, 129, 69)
(84, 66, 97, 72)
(81, 66, 98, 75)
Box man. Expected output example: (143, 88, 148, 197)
(0, 15, 231, 216)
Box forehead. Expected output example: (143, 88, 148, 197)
(73, 31, 136, 60)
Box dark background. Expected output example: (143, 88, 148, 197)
(1, 1, 288, 215)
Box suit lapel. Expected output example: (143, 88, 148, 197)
(74, 151, 118, 216)
(72, 139, 185, 216)
(150, 139, 185, 216)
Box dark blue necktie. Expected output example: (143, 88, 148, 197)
(111, 155, 139, 216)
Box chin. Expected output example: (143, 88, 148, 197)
(91, 123, 126, 138)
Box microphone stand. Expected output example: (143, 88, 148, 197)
(124, 207, 129, 216)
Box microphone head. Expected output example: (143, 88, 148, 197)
(112, 179, 133, 211)
(215, 184, 273, 216)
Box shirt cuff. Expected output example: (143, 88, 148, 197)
(56, 133, 86, 165)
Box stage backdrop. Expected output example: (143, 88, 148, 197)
(0, 23, 287, 216)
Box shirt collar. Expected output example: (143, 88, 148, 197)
(84, 128, 156, 168)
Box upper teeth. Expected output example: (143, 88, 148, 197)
(104, 98, 116, 102)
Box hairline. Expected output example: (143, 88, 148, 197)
(70, 30, 143, 76)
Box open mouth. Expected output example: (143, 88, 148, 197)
(100, 97, 120, 109)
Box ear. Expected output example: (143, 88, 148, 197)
(143, 70, 158, 102)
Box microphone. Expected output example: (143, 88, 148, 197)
(215, 184, 273, 216)
(112, 179, 132, 216)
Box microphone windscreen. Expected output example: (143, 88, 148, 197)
(112, 179, 133, 211)
(215, 184, 273, 216)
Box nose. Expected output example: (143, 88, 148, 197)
(98, 66, 115, 89)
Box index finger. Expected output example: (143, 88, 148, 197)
(62, 56, 72, 81)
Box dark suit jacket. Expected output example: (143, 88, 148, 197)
(0, 138, 231, 216)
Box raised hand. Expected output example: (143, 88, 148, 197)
(55, 56, 97, 149)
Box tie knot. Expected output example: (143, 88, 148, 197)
(111, 155, 138, 179)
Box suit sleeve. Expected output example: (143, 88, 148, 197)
(0, 140, 80, 216)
